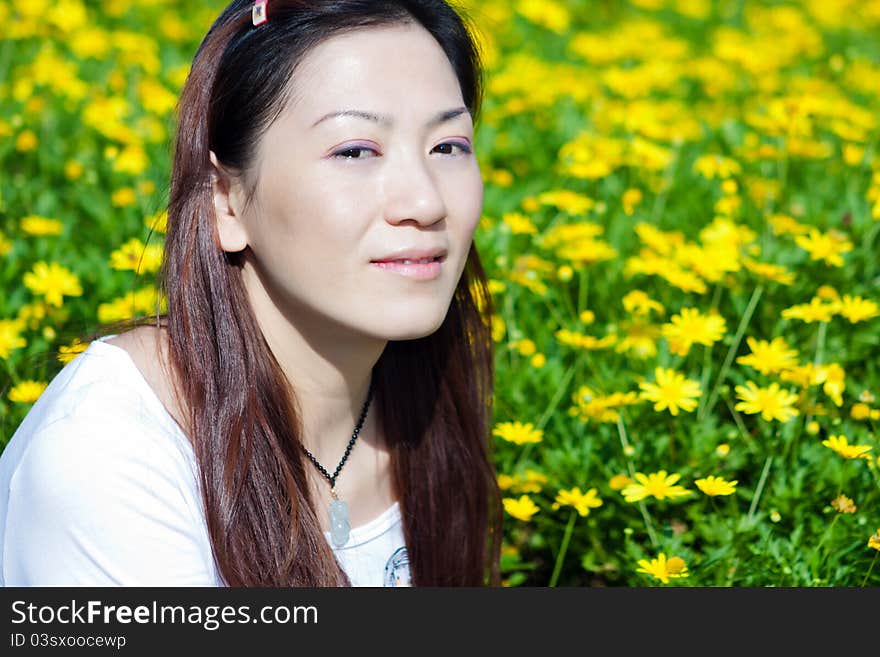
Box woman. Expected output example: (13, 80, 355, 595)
(0, 0, 502, 587)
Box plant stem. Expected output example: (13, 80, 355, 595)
(577, 266, 589, 316)
(549, 509, 577, 587)
(724, 556, 740, 586)
(805, 320, 828, 426)
(747, 456, 773, 522)
(696, 341, 713, 418)
(861, 552, 878, 587)
(816, 514, 839, 557)
(517, 360, 577, 467)
(724, 396, 753, 448)
(701, 285, 763, 420)
(617, 415, 659, 547)
(541, 293, 568, 329)
(697, 280, 723, 417)
(812, 320, 828, 369)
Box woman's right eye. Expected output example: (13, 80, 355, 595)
(332, 146, 378, 160)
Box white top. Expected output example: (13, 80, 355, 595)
(0, 334, 411, 587)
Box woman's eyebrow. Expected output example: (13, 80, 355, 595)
(310, 106, 470, 129)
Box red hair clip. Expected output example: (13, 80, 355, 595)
(252, 0, 268, 26)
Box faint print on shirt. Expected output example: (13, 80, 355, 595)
(383, 546, 411, 586)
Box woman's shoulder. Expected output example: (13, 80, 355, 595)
(102, 325, 188, 432)
(0, 330, 217, 586)
(1, 328, 196, 487)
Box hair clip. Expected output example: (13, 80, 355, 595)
(252, 0, 268, 26)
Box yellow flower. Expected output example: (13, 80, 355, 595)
(768, 213, 809, 236)
(138, 75, 177, 115)
(741, 257, 796, 285)
(836, 295, 879, 323)
(779, 362, 822, 388)
(491, 315, 505, 342)
(869, 529, 880, 552)
(16, 130, 38, 151)
(488, 169, 513, 187)
(636, 552, 690, 584)
(0, 319, 28, 360)
(816, 363, 846, 407)
(522, 469, 548, 486)
(843, 143, 865, 166)
(781, 297, 835, 323)
(111, 187, 137, 207)
(502, 211, 537, 235)
(57, 337, 89, 364)
(609, 474, 632, 490)
(622, 188, 643, 215)
(20, 215, 63, 236)
(113, 144, 148, 175)
(621, 470, 692, 503)
(501, 543, 519, 559)
(693, 153, 742, 179)
(0, 230, 12, 256)
(493, 421, 543, 445)
(8, 380, 48, 403)
(821, 434, 873, 460)
(638, 367, 702, 416)
(503, 495, 540, 522)
(816, 285, 840, 301)
(109, 238, 164, 274)
(622, 290, 664, 317)
(734, 381, 799, 422)
(614, 319, 661, 359)
(661, 307, 726, 356)
(715, 443, 731, 457)
(535, 189, 595, 215)
(22, 261, 83, 307)
(851, 403, 872, 420)
(695, 475, 738, 496)
(64, 160, 84, 180)
(830, 494, 856, 514)
(794, 228, 853, 266)
(515, 0, 571, 34)
(557, 265, 574, 282)
(571, 386, 640, 424)
(736, 336, 799, 375)
(503, 469, 548, 494)
(551, 487, 603, 517)
(497, 474, 515, 491)
(513, 338, 536, 356)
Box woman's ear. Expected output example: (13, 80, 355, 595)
(210, 150, 249, 253)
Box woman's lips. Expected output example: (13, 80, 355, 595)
(370, 256, 444, 280)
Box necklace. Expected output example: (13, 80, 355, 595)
(299, 373, 375, 548)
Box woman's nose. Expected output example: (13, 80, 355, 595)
(381, 150, 447, 226)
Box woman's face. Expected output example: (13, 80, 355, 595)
(220, 21, 483, 343)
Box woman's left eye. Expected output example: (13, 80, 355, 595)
(433, 141, 472, 156)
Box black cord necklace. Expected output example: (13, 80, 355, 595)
(299, 373, 375, 548)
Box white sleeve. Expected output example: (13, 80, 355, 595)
(3, 409, 219, 586)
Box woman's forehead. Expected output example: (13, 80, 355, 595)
(281, 23, 464, 125)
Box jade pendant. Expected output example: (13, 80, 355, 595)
(329, 498, 350, 547)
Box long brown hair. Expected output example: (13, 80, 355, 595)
(79, 0, 501, 587)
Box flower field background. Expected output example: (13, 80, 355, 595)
(1, 0, 879, 586)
